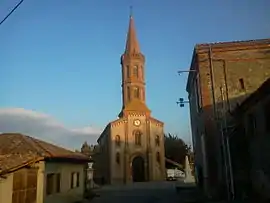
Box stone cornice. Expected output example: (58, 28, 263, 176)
(110, 118, 126, 128)
(195, 38, 270, 54)
(149, 117, 164, 127)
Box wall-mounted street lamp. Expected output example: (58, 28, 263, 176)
(177, 69, 197, 75)
(176, 98, 189, 107)
(176, 69, 196, 107)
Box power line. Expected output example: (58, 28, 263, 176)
(0, 0, 25, 26)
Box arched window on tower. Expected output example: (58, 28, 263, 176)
(155, 135, 160, 146)
(116, 152, 120, 164)
(156, 152, 160, 163)
(133, 87, 140, 99)
(134, 130, 142, 146)
(133, 65, 139, 78)
(127, 86, 131, 101)
(115, 135, 120, 147)
(126, 65, 130, 78)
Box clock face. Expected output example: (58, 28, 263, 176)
(133, 119, 141, 126)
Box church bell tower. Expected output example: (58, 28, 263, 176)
(96, 11, 166, 185)
(119, 13, 151, 117)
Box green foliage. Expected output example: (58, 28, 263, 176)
(164, 133, 191, 165)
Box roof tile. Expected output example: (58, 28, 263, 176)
(0, 133, 89, 175)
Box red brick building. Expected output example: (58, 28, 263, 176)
(186, 39, 270, 198)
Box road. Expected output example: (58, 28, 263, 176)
(89, 181, 198, 203)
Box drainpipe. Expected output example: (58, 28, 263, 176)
(209, 45, 217, 119)
(219, 86, 230, 200)
(209, 45, 230, 199)
(220, 87, 235, 200)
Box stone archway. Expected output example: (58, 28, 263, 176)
(132, 156, 145, 182)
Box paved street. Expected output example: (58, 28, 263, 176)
(90, 181, 197, 203)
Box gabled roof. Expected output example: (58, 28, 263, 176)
(0, 133, 89, 175)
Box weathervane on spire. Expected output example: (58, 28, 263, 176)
(129, 6, 133, 18)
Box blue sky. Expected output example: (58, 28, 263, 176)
(0, 0, 269, 146)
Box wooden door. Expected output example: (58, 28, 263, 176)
(12, 168, 38, 203)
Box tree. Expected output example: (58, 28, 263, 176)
(80, 141, 95, 157)
(164, 133, 191, 166)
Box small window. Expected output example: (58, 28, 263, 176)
(46, 173, 61, 195)
(127, 86, 131, 101)
(70, 172, 80, 189)
(239, 78, 245, 91)
(134, 87, 140, 98)
(155, 135, 160, 146)
(116, 152, 120, 164)
(56, 173, 61, 193)
(76, 173, 80, 187)
(133, 65, 139, 77)
(115, 135, 121, 147)
(46, 174, 54, 195)
(70, 173, 74, 189)
(126, 65, 130, 78)
(134, 130, 142, 146)
(156, 152, 161, 163)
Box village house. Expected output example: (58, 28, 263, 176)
(229, 78, 270, 201)
(0, 133, 90, 203)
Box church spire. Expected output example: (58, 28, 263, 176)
(119, 11, 150, 118)
(125, 8, 140, 54)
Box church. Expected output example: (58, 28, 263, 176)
(96, 13, 166, 185)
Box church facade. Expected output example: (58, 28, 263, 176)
(96, 14, 166, 185)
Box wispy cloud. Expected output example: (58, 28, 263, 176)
(0, 108, 101, 150)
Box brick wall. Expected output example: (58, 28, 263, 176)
(188, 43, 270, 197)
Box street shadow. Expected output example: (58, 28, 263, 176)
(191, 78, 270, 200)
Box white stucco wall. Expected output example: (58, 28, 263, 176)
(43, 162, 86, 203)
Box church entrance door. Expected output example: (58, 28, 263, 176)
(132, 156, 145, 182)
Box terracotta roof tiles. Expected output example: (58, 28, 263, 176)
(0, 133, 89, 175)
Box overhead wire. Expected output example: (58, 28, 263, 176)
(0, 0, 25, 26)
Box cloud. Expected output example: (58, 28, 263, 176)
(0, 108, 102, 150)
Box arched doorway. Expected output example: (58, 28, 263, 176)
(132, 156, 145, 182)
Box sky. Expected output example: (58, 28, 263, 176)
(0, 0, 269, 150)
